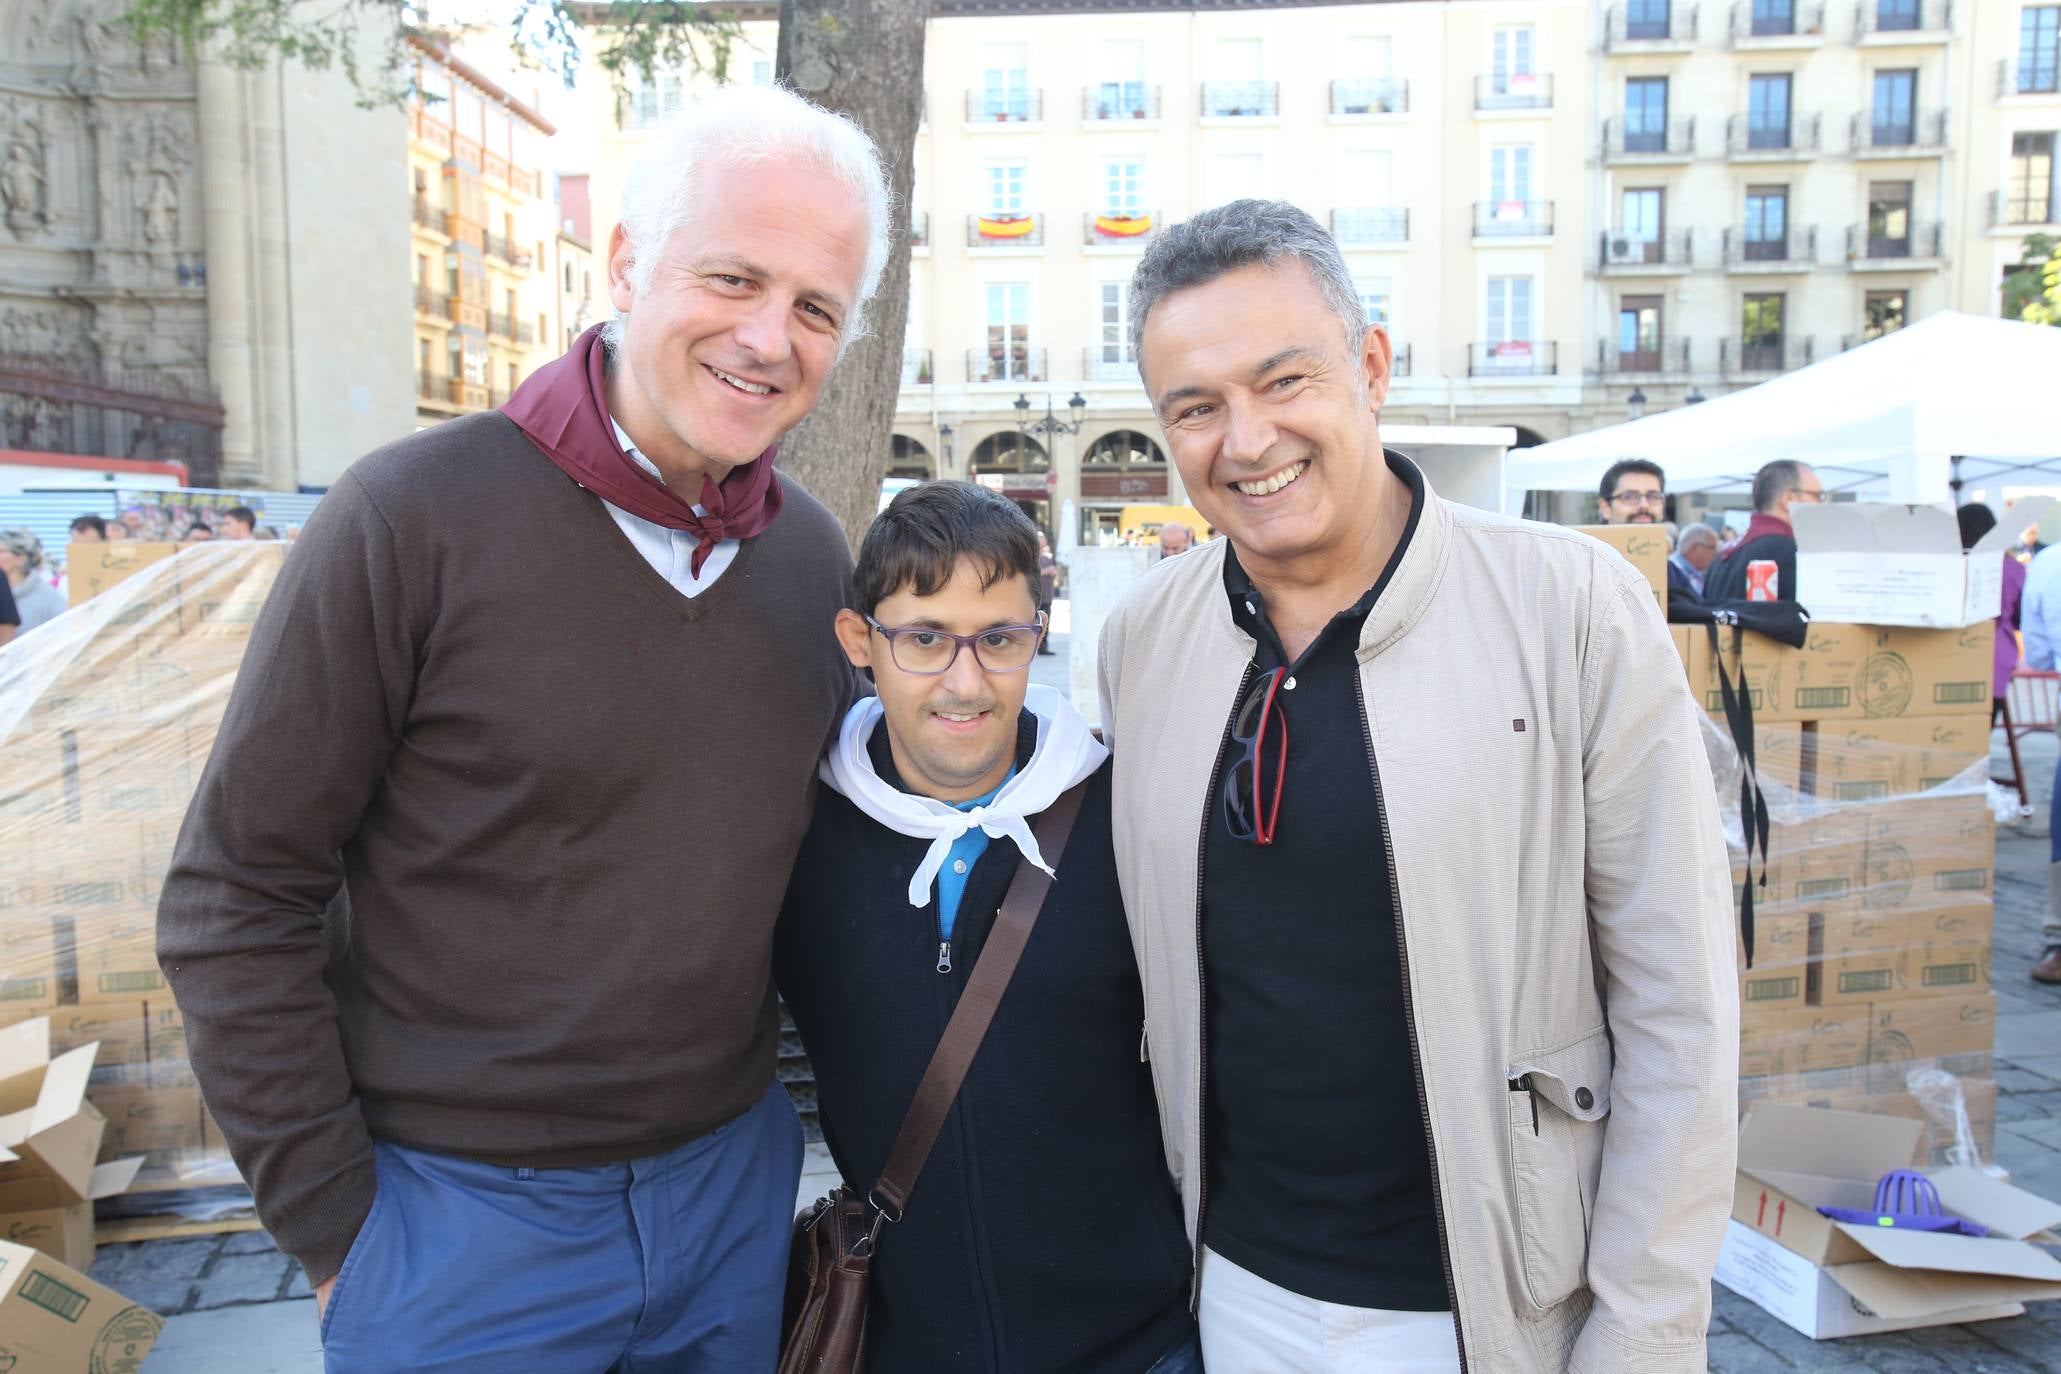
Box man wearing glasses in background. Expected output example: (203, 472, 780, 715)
(1097, 201, 1737, 1373)
(1700, 458, 1825, 604)
(1596, 459, 1668, 526)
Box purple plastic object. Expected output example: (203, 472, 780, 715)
(1816, 1168, 1990, 1237)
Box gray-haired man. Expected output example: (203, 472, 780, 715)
(1096, 200, 1737, 1373)
(1669, 523, 1718, 602)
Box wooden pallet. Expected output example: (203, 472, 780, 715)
(94, 1184, 260, 1246)
(94, 1209, 263, 1246)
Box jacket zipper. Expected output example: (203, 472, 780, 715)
(1358, 678, 1470, 1372)
(1188, 662, 1254, 1310)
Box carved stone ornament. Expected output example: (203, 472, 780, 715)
(0, 104, 49, 237)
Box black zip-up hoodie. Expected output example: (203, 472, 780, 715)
(774, 715, 1195, 1373)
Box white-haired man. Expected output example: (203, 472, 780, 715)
(1097, 201, 1737, 1373)
(158, 85, 890, 1372)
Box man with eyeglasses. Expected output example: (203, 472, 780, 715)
(1700, 459, 1824, 604)
(775, 479, 1201, 1373)
(1098, 201, 1736, 1373)
(1596, 459, 1667, 525)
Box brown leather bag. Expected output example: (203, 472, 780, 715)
(776, 780, 1090, 1374)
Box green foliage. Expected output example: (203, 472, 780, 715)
(2003, 234, 2060, 327)
(117, 0, 740, 110)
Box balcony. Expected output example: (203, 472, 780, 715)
(1084, 85, 1161, 121)
(1725, 112, 1821, 159)
(1332, 207, 1409, 246)
(1473, 201, 1555, 239)
(1604, 116, 1697, 161)
(902, 348, 933, 387)
(909, 212, 929, 249)
(2000, 56, 2060, 98)
(416, 369, 441, 400)
(1468, 341, 1558, 377)
(1722, 336, 1815, 375)
(1084, 210, 1159, 247)
(416, 372, 487, 410)
(483, 232, 533, 268)
(411, 197, 448, 235)
(967, 348, 1048, 384)
(1595, 338, 1693, 376)
(1599, 229, 1695, 273)
(487, 311, 517, 341)
(1476, 73, 1553, 112)
(1605, 4, 1700, 50)
(413, 284, 450, 316)
(1723, 224, 1818, 270)
(1851, 109, 1948, 156)
(967, 213, 1044, 248)
(1730, 1, 1825, 43)
(966, 89, 1042, 123)
(1391, 342, 1413, 378)
(1845, 220, 1943, 267)
(1331, 79, 1408, 116)
(1201, 82, 1279, 118)
(1856, 0, 1950, 42)
(517, 321, 536, 346)
(1990, 189, 2059, 228)
(1084, 347, 1138, 382)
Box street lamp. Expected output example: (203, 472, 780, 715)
(1014, 391, 1088, 437)
(1626, 386, 1648, 420)
(938, 422, 954, 471)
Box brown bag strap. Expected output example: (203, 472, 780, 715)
(867, 777, 1092, 1221)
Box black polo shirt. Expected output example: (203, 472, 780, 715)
(1200, 454, 1447, 1310)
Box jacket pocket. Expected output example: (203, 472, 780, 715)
(1505, 1026, 1613, 1311)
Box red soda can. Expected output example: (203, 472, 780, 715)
(1746, 559, 1779, 601)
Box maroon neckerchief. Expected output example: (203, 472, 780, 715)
(500, 325, 783, 574)
(1721, 512, 1793, 564)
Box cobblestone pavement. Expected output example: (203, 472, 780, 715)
(82, 709, 2061, 1371)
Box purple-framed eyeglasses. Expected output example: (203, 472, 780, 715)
(867, 614, 1048, 675)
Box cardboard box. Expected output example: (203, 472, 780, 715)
(1867, 994, 1995, 1070)
(1809, 715, 1994, 802)
(1807, 935, 1906, 1007)
(1740, 1004, 1872, 1082)
(1793, 496, 2054, 628)
(0, 1018, 148, 1273)
(62, 543, 178, 609)
(173, 543, 285, 641)
(1715, 1103, 2061, 1338)
(1853, 796, 1996, 912)
(1747, 722, 1807, 797)
(0, 1159, 143, 1272)
(0, 1237, 163, 1368)
(1573, 525, 1667, 610)
(88, 1082, 204, 1161)
(1671, 625, 1694, 676)
(1687, 622, 1993, 724)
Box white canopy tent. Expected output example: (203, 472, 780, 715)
(1501, 313, 2061, 512)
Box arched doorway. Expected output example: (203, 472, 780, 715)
(887, 434, 935, 481)
(1079, 429, 1170, 545)
(969, 431, 1052, 541)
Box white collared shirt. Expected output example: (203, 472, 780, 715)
(603, 420, 740, 598)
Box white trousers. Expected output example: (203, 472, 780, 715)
(1198, 1247, 1463, 1374)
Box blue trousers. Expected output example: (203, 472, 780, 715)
(321, 1078, 803, 1373)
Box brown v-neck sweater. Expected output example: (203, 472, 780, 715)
(156, 412, 856, 1284)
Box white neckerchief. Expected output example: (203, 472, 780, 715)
(820, 684, 1108, 907)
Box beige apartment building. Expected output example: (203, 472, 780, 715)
(1954, 1, 2061, 322)
(408, 36, 558, 428)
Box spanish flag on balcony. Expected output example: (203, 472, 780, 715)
(1093, 213, 1154, 238)
(978, 215, 1036, 239)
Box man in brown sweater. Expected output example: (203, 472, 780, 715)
(156, 84, 892, 1372)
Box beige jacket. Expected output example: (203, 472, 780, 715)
(1096, 461, 1738, 1374)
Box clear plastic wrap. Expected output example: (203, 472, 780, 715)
(0, 542, 285, 1197)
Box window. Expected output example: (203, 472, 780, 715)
(985, 162, 1028, 215)
(1210, 153, 1265, 204)
(413, 167, 428, 195)
(1748, 74, 1792, 149)
(1357, 278, 1393, 325)
(1336, 36, 1397, 113)
(2022, 8, 2061, 94)
(1205, 38, 1269, 116)
(507, 362, 518, 394)
(1622, 188, 1665, 261)
(1876, 0, 1920, 32)
(1864, 290, 1907, 340)
(1103, 159, 1146, 215)
(1492, 26, 1535, 92)
(1213, 37, 1264, 81)
(1486, 275, 1535, 365)
(1627, 0, 1672, 40)
(751, 59, 774, 87)
(1866, 180, 1913, 257)
(1872, 70, 1916, 146)
(1096, 40, 1149, 118)
(504, 287, 517, 321)
(1742, 293, 1786, 370)
(1095, 282, 1133, 374)
(985, 282, 1032, 381)
(1625, 77, 1669, 152)
(564, 261, 573, 292)
(2008, 132, 2057, 223)
(979, 43, 1032, 120)
(1752, 0, 1797, 37)
(1745, 185, 1789, 259)
(416, 253, 430, 286)
(1489, 145, 1533, 209)
(1082, 431, 1165, 469)
(418, 337, 431, 374)
(1344, 35, 1394, 81)
(1618, 295, 1663, 371)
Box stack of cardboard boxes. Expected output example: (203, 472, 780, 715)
(0, 543, 284, 1193)
(1675, 618, 2000, 1160)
